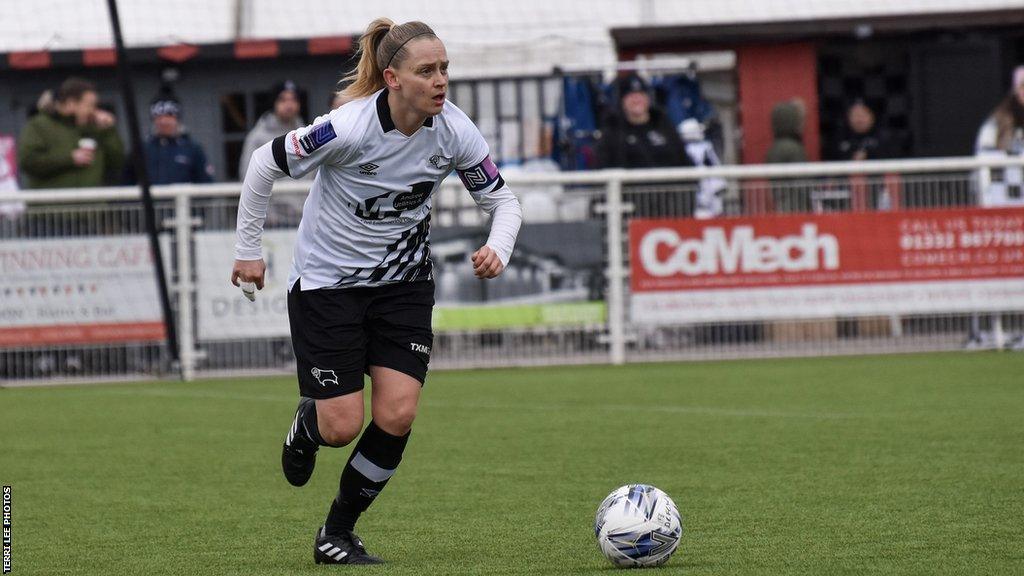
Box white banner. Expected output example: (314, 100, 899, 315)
(0, 236, 164, 347)
(194, 230, 294, 340)
(631, 279, 1024, 323)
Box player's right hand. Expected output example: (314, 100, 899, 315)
(231, 258, 267, 290)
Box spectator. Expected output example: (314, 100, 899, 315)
(125, 91, 213, 185)
(596, 74, 691, 169)
(765, 99, 807, 164)
(968, 65, 1024, 350)
(680, 118, 727, 219)
(17, 77, 124, 189)
(827, 99, 894, 161)
(824, 99, 897, 210)
(239, 80, 305, 178)
(975, 65, 1024, 207)
(597, 73, 694, 216)
(766, 99, 810, 213)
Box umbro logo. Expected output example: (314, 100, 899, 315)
(359, 162, 379, 176)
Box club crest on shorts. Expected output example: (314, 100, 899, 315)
(310, 367, 339, 387)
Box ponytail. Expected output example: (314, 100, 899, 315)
(340, 18, 437, 100)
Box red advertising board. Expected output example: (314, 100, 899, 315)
(628, 208, 1024, 323)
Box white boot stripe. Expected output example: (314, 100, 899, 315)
(286, 407, 303, 445)
(318, 543, 333, 552)
(288, 410, 300, 441)
(336, 551, 348, 560)
(326, 546, 342, 558)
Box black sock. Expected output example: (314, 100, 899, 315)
(324, 420, 410, 535)
(288, 397, 329, 448)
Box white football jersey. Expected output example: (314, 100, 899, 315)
(235, 89, 519, 290)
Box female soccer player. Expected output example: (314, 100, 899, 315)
(231, 18, 522, 565)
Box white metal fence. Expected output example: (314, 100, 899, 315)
(1, 156, 1023, 384)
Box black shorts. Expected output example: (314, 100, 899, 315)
(287, 278, 435, 399)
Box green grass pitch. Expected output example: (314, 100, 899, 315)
(1, 352, 1022, 575)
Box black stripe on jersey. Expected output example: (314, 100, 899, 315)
(272, 135, 291, 177)
(402, 242, 432, 282)
(385, 216, 431, 281)
(332, 227, 416, 287)
(368, 233, 410, 282)
(370, 217, 430, 283)
(331, 217, 430, 287)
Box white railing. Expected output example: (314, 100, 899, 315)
(1, 155, 1022, 383)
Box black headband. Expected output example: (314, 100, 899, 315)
(384, 31, 434, 68)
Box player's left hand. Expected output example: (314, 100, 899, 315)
(471, 245, 504, 279)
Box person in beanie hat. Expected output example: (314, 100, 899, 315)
(596, 73, 691, 169)
(125, 89, 214, 184)
(239, 79, 306, 178)
(596, 72, 693, 216)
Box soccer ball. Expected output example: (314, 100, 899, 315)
(594, 484, 682, 568)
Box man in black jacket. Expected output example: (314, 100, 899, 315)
(827, 99, 895, 161)
(597, 74, 692, 169)
(596, 74, 694, 216)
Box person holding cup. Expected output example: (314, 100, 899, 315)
(17, 77, 124, 189)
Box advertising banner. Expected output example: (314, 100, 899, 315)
(629, 208, 1024, 323)
(194, 220, 607, 340)
(0, 236, 165, 347)
(194, 230, 294, 340)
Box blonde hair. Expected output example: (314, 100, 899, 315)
(339, 18, 437, 100)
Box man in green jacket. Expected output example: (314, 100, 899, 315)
(17, 77, 124, 189)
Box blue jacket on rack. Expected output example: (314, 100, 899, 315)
(654, 74, 715, 127)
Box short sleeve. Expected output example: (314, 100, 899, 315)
(272, 109, 358, 179)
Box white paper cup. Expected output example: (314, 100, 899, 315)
(78, 138, 97, 151)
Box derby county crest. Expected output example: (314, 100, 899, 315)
(429, 154, 453, 171)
